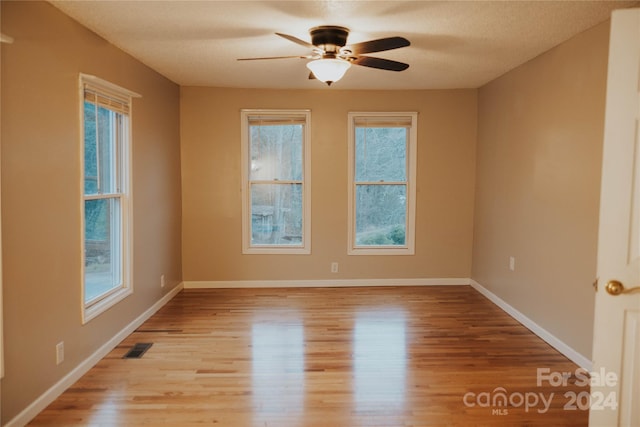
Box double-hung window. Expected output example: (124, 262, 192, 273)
(81, 74, 137, 323)
(241, 110, 311, 254)
(348, 112, 418, 255)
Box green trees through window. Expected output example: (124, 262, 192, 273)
(348, 112, 417, 255)
(83, 99, 124, 303)
(355, 127, 408, 246)
(241, 110, 311, 254)
(249, 124, 303, 245)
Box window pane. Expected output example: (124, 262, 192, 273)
(249, 124, 303, 181)
(84, 101, 119, 195)
(355, 184, 406, 246)
(355, 127, 407, 182)
(84, 198, 121, 302)
(251, 183, 303, 245)
(84, 101, 99, 194)
(97, 107, 116, 193)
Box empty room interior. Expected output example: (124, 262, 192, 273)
(1, 1, 640, 426)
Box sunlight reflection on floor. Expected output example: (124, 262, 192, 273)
(353, 309, 407, 414)
(252, 310, 305, 426)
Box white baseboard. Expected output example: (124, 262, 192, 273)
(6, 282, 184, 427)
(470, 279, 592, 370)
(184, 277, 471, 289)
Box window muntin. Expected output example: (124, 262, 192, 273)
(241, 110, 311, 254)
(81, 75, 137, 323)
(348, 113, 417, 255)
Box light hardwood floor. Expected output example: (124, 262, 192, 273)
(30, 286, 589, 426)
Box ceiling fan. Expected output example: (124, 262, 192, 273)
(238, 26, 410, 86)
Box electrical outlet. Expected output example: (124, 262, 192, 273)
(56, 342, 64, 365)
(509, 256, 516, 272)
(331, 262, 339, 273)
(160, 274, 165, 288)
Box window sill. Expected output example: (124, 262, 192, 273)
(243, 246, 311, 255)
(348, 247, 415, 256)
(82, 286, 133, 324)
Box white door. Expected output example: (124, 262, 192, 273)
(591, 8, 640, 427)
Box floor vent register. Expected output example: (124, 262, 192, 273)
(123, 343, 153, 359)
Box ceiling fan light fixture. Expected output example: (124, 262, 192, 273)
(306, 58, 351, 86)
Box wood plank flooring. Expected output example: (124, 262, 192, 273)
(30, 286, 590, 426)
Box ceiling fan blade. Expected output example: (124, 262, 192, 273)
(276, 32, 316, 49)
(348, 37, 410, 55)
(308, 72, 316, 80)
(351, 56, 409, 71)
(237, 55, 313, 61)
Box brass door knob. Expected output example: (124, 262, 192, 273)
(605, 280, 640, 296)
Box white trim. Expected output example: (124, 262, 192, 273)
(184, 278, 470, 289)
(347, 112, 418, 255)
(5, 283, 184, 427)
(240, 109, 312, 255)
(79, 73, 141, 99)
(83, 287, 133, 324)
(470, 279, 592, 370)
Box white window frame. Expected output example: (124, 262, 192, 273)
(347, 112, 418, 255)
(241, 109, 312, 254)
(80, 74, 139, 323)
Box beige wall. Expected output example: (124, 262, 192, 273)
(180, 87, 477, 282)
(472, 21, 611, 359)
(0, 0, 614, 422)
(1, 2, 182, 423)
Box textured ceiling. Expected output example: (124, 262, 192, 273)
(50, 1, 636, 90)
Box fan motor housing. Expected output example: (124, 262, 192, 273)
(310, 26, 349, 53)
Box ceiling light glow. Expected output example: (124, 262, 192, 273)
(306, 58, 351, 86)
